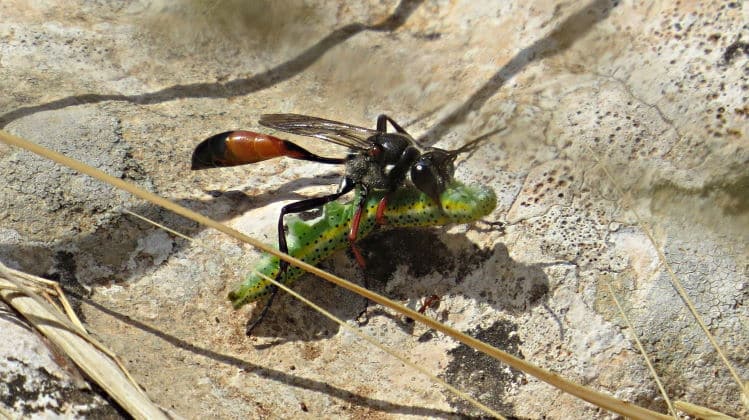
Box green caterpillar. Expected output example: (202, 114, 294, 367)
(229, 181, 497, 309)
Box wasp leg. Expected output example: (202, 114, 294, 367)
(343, 186, 376, 324)
(376, 114, 410, 135)
(375, 195, 389, 225)
(245, 287, 278, 335)
(245, 178, 356, 335)
(347, 186, 369, 268)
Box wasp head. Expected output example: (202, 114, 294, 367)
(410, 134, 491, 206)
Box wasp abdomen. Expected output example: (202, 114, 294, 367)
(191, 131, 301, 169)
(192, 130, 346, 170)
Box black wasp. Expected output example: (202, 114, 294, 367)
(192, 114, 484, 332)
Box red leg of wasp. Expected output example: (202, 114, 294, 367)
(375, 195, 389, 225)
(348, 196, 368, 268)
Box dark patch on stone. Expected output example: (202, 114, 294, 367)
(120, 147, 148, 183)
(455, 245, 494, 284)
(51, 251, 79, 291)
(722, 40, 749, 65)
(48, 250, 87, 319)
(441, 320, 525, 417)
(357, 227, 495, 291)
(359, 229, 454, 283)
(526, 281, 550, 306)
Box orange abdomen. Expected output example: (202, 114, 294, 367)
(192, 130, 344, 170)
(224, 131, 291, 164)
(191, 131, 303, 169)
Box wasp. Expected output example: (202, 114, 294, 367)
(192, 114, 488, 332)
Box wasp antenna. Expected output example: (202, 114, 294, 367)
(450, 126, 507, 157)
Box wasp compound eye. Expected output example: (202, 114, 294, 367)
(411, 157, 446, 205)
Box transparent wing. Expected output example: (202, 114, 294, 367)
(259, 114, 378, 151)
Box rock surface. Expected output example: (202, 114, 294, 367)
(1, 0, 746, 418)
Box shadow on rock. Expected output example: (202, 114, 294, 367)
(241, 226, 549, 343)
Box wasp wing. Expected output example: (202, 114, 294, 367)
(259, 114, 377, 151)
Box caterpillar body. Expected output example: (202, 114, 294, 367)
(229, 181, 497, 308)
